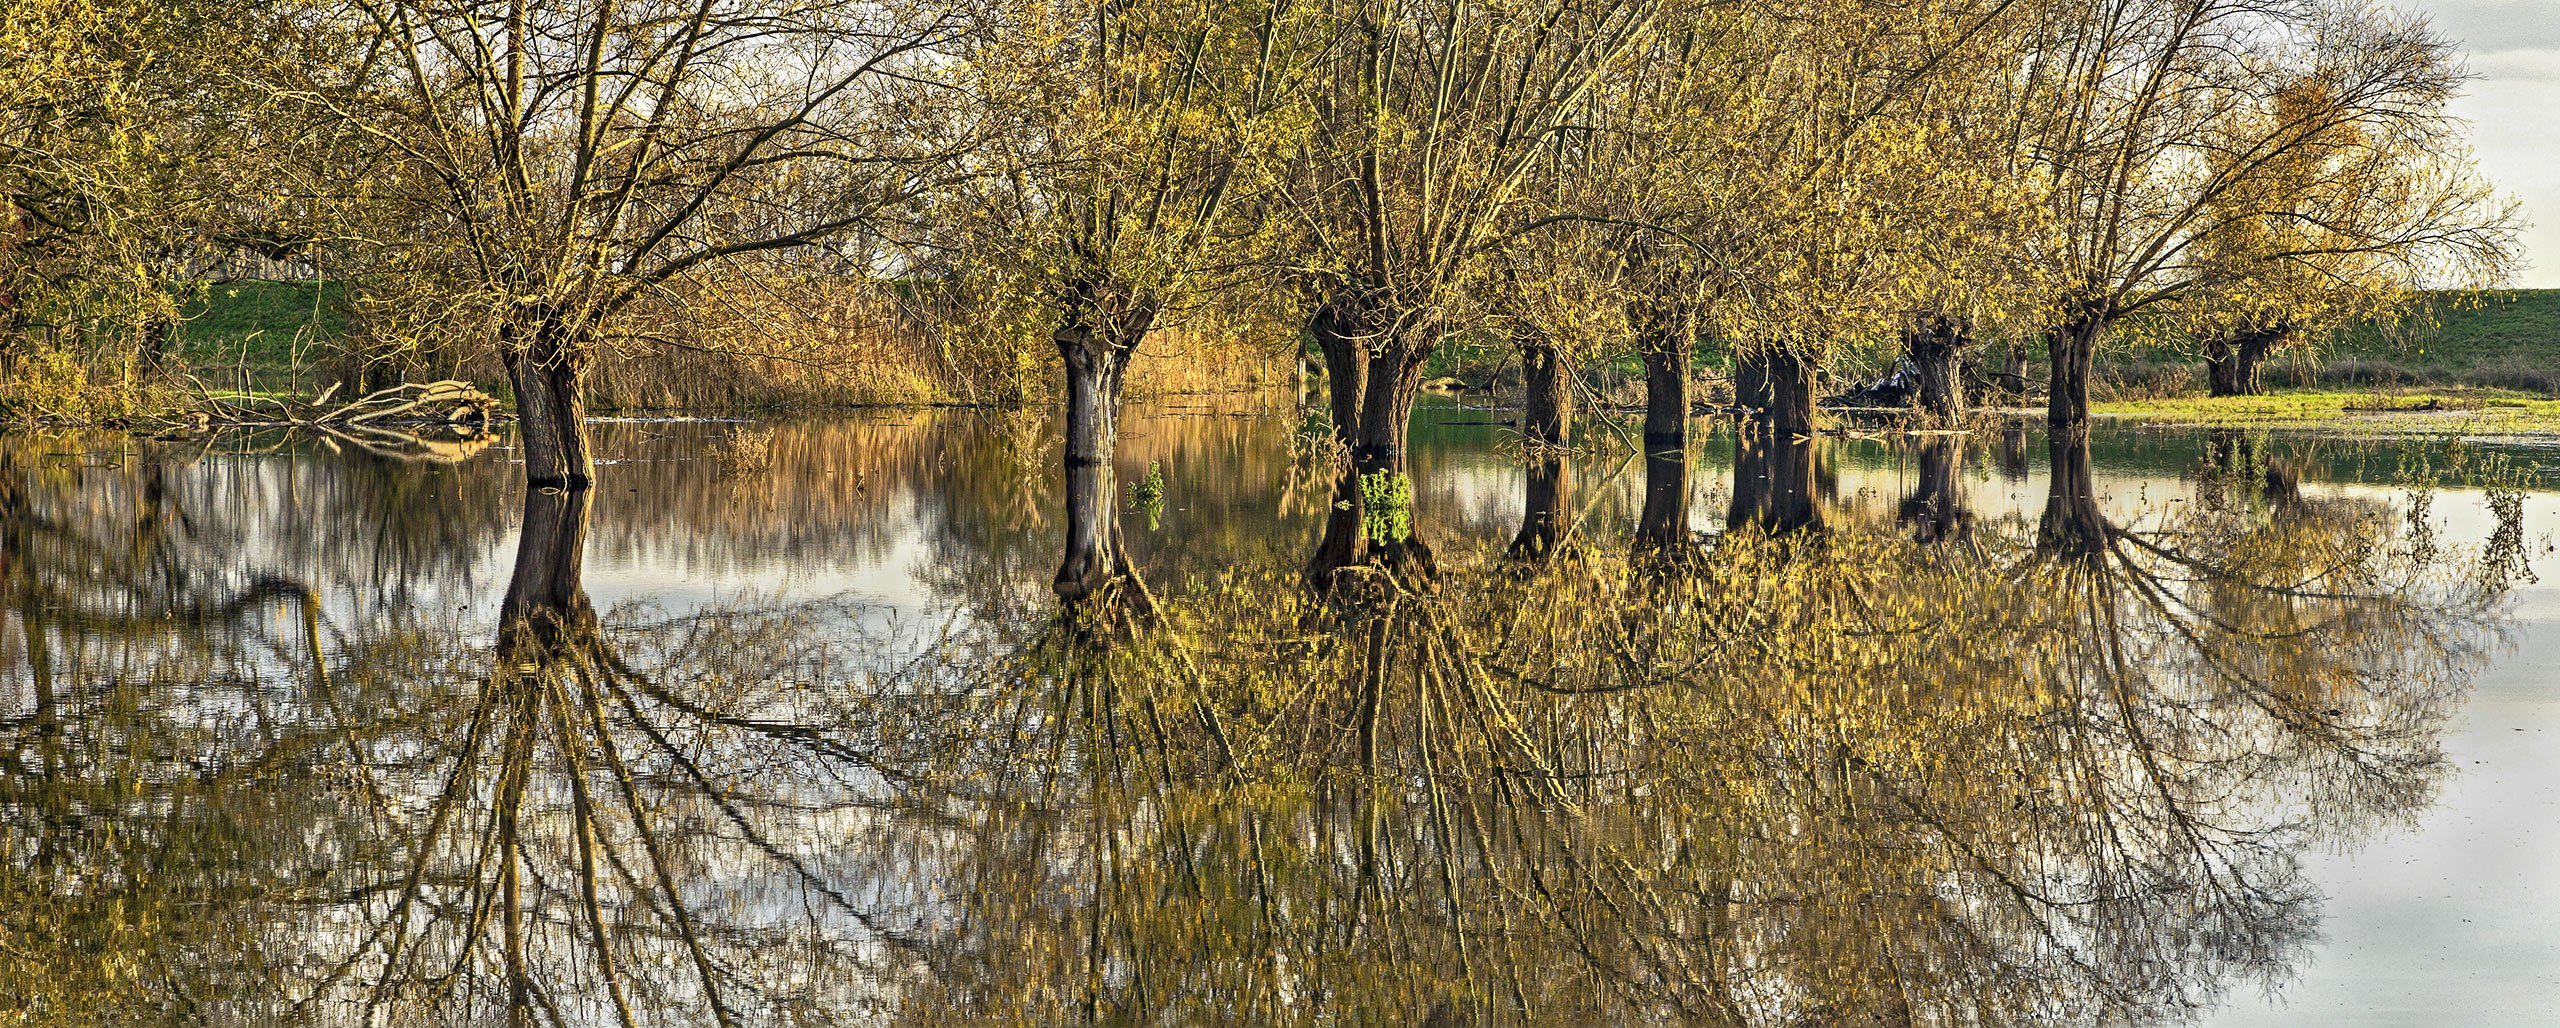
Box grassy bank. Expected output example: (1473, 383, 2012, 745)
(167, 278, 1289, 415)
(2314, 289, 2560, 393)
(176, 279, 348, 397)
(2090, 389, 2560, 433)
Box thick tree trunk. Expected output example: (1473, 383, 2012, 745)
(1641, 331, 1689, 448)
(2203, 325, 2285, 397)
(1509, 452, 1572, 560)
(1510, 333, 1573, 561)
(1353, 349, 1433, 573)
(1054, 324, 1138, 604)
(1905, 314, 1968, 418)
(1307, 298, 1375, 583)
(1519, 335, 1571, 449)
(1728, 427, 1823, 538)
(2037, 426, 2112, 560)
(504, 320, 595, 489)
(1898, 437, 1971, 544)
(2046, 317, 2102, 429)
(1735, 349, 1816, 437)
(1302, 288, 1436, 583)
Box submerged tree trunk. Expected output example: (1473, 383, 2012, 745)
(1898, 437, 1972, 545)
(1301, 286, 1439, 585)
(1308, 296, 1375, 583)
(1734, 348, 1816, 437)
(1905, 314, 1970, 418)
(1053, 320, 1144, 605)
(1510, 332, 1573, 561)
(2204, 324, 2287, 398)
(1640, 329, 1689, 448)
(1727, 427, 1823, 539)
(1519, 334, 1571, 449)
(1352, 348, 1433, 573)
(2046, 316, 2103, 429)
(1635, 326, 1696, 559)
(503, 318, 595, 489)
(2037, 426, 2112, 560)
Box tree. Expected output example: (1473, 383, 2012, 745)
(0, 0, 302, 420)
(2181, 68, 2517, 397)
(952, 0, 1313, 608)
(2021, 0, 2508, 425)
(1290, 0, 1663, 579)
(282, 0, 967, 486)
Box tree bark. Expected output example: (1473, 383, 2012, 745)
(1640, 330, 1689, 448)
(2046, 316, 2103, 429)
(1519, 335, 1571, 449)
(504, 318, 595, 489)
(1054, 322, 1140, 604)
(1904, 314, 1969, 418)
(1353, 347, 1433, 573)
(1307, 296, 1375, 583)
(2204, 324, 2286, 397)
(1302, 287, 1436, 582)
(1735, 348, 1816, 437)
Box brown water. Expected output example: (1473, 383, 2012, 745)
(4, 399, 2556, 1025)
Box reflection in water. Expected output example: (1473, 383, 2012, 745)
(0, 413, 2525, 1025)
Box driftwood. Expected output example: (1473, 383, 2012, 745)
(139, 379, 505, 465)
(180, 379, 501, 429)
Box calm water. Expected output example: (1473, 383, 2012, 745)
(4, 397, 2557, 1025)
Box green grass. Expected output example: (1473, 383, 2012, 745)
(2313, 289, 2560, 392)
(2094, 388, 2560, 433)
(174, 280, 346, 394)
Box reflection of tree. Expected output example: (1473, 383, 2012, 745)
(231, 489, 933, 1026)
(1898, 436, 1973, 547)
(0, 424, 2520, 1026)
(1726, 429, 1825, 540)
(1634, 437, 1697, 561)
(859, 463, 2498, 1026)
(1508, 449, 1574, 560)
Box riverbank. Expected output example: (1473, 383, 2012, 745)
(2084, 388, 2560, 435)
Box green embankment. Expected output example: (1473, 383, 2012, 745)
(176, 281, 2560, 423)
(175, 279, 346, 396)
(2315, 289, 2560, 392)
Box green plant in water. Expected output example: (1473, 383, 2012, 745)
(1360, 470, 1412, 543)
(1128, 460, 1166, 531)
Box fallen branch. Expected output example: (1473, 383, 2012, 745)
(171, 379, 502, 430)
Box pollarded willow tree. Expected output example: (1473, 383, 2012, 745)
(281, 0, 969, 487)
(2178, 70, 2517, 397)
(952, 0, 1318, 608)
(1290, 0, 1664, 578)
(1582, 0, 2043, 436)
(2022, 0, 2515, 427)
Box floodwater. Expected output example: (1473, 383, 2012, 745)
(4, 396, 2556, 1026)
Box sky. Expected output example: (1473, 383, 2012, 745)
(2412, 0, 2560, 288)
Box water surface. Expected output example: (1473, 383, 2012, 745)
(3, 399, 2555, 1025)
